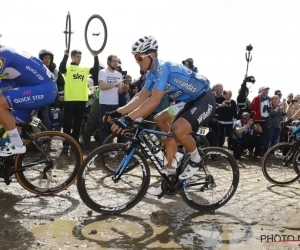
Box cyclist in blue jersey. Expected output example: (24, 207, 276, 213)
(0, 34, 58, 156)
(107, 36, 216, 184)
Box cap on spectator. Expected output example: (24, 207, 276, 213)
(261, 86, 270, 90)
(241, 112, 250, 119)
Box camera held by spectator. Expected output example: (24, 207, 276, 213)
(229, 112, 262, 159)
(182, 58, 198, 72)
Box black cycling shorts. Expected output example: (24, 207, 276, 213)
(173, 89, 216, 132)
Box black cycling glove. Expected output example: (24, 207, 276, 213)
(115, 116, 133, 129)
(109, 110, 122, 119)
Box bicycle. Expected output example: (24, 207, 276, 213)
(0, 114, 83, 195)
(101, 124, 210, 173)
(262, 120, 300, 185)
(77, 119, 239, 214)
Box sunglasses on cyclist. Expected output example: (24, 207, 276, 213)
(134, 53, 152, 62)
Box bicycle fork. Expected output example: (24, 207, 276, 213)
(112, 148, 136, 182)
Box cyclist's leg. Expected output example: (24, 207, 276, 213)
(154, 109, 172, 133)
(0, 80, 25, 155)
(170, 90, 216, 180)
(148, 104, 186, 196)
(0, 81, 57, 156)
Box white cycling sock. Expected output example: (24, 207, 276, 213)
(7, 128, 23, 147)
(189, 148, 201, 163)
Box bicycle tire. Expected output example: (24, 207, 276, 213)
(28, 121, 47, 135)
(102, 133, 127, 145)
(38, 122, 47, 132)
(84, 14, 108, 54)
(262, 142, 300, 185)
(77, 143, 150, 214)
(195, 134, 210, 148)
(14, 131, 83, 195)
(180, 147, 239, 211)
(65, 12, 72, 53)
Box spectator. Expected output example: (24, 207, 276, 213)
(251, 86, 271, 154)
(237, 80, 251, 119)
(268, 95, 284, 149)
(286, 94, 300, 119)
(274, 90, 282, 104)
(119, 75, 132, 107)
(38, 49, 64, 130)
(182, 58, 198, 72)
(286, 93, 294, 106)
(98, 55, 123, 145)
(59, 49, 99, 148)
(206, 114, 220, 148)
(229, 112, 262, 159)
(218, 90, 237, 148)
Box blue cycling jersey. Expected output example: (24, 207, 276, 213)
(0, 46, 56, 85)
(0, 46, 58, 124)
(143, 59, 210, 103)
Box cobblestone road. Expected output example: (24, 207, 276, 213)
(0, 151, 300, 250)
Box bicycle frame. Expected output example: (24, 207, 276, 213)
(112, 123, 205, 191)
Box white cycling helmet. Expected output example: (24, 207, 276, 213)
(131, 36, 158, 54)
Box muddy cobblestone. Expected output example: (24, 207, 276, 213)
(0, 150, 300, 249)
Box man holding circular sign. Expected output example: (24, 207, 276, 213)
(58, 49, 99, 148)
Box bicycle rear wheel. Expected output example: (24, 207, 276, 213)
(262, 142, 300, 185)
(181, 147, 239, 211)
(14, 131, 83, 195)
(85, 14, 107, 54)
(195, 134, 210, 148)
(77, 143, 150, 214)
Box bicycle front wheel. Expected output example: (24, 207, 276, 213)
(181, 147, 239, 211)
(262, 142, 300, 185)
(14, 131, 83, 195)
(77, 143, 150, 214)
(101, 132, 137, 173)
(84, 14, 107, 54)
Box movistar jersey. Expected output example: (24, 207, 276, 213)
(143, 59, 210, 102)
(0, 46, 56, 84)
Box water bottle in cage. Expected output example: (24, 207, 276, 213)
(171, 152, 184, 168)
(148, 133, 168, 166)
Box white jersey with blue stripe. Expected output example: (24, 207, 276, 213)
(143, 59, 210, 103)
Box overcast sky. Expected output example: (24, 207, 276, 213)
(1, 0, 299, 100)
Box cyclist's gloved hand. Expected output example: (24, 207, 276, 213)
(112, 116, 133, 134)
(116, 116, 133, 129)
(109, 110, 122, 119)
(103, 110, 122, 123)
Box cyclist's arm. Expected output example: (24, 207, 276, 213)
(291, 109, 300, 120)
(117, 88, 151, 115)
(127, 89, 163, 120)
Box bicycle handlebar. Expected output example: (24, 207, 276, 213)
(104, 112, 156, 126)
